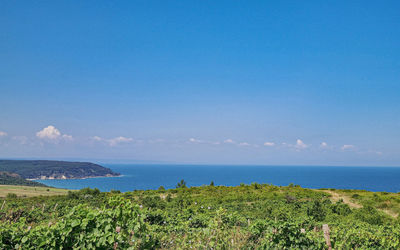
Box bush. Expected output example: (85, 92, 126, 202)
(307, 200, 326, 221)
(6, 193, 17, 199)
(1, 183, 399, 249)
(260, 221, 325, 249)
(176, 179, 187, 189)
(354, 206, 385, 225)
(331, 202, 352, 216)
(1, 197, 157, 249)
(141, 196, 165, 209)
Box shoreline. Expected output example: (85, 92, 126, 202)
(27, 174, 121, 181)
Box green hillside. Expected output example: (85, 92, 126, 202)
(0, 183, 399, 249)
(0, 160, 119, 180)
(0, 172, 48, 187)
(0, 185, 68, 197)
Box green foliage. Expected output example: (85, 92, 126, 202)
(331, 201, 352, 216)
(307, 200, 326, 221)
(6, 193, 17, 199)
(0, 184, 399, 248)
(260, 221, 325, 249)
(110, 189, 121, 194)
(354, 205, 386, 225)
(176, 179, 187, 188)
(141, 195, 165, 209)
(0, 197, 156, 249)
(251, 182, 261, 189)
(0, 172, 47, 187)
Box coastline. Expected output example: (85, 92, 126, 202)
(27, 174, 121, 181)
(30, 165, 400, 193)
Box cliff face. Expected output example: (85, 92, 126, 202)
(0, 160, 120, 180)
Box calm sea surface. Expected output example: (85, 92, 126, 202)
(37, 165, 400, 193)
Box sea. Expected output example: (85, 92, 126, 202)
(37, 165, 400, 193)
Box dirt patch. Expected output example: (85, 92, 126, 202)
(159, 193, 177, 200)
(320, 190, 362, 208)
(381, 209, 399, 218)
(320, 190, 398, 218)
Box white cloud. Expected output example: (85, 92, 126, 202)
(12, 135, 34, 145)
(92, 136, 103, 141)
(238, 142, 250, 146)
(12, 136, 29, 145)
(189, 138, 221, 145)
(36, 125, 61, 139)
(224, 139, 235, 144)
(189, 138, 203, 143)
(295, 139, 308, 149)
(92, 135, 134, 146)
(264, 142, 275, 147)
(36, 125, 73, 142)
(0, 131, 7, 137)
(320, 142, 328, 148)
(108, 136, 133, 146)
(341, 144, 355, 150)
(62, 134, 73, 141)
(148, 138, 165, 144)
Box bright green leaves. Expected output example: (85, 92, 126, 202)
(0, 197, 156, 249)
(1, 184, 400, 249)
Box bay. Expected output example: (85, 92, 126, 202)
(37, 164, 400, 193)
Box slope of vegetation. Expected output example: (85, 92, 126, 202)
(0, 160, 119, 179)
(0, 183, 399, 249)
(0, 185, 68, 198)
(323, 188, 400, 218)
(0, 172, 47, 187)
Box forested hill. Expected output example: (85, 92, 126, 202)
(0, 160, 120, 180)
(0, 172, 48, 187)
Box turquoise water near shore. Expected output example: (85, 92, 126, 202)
(37, 165, 400, 193)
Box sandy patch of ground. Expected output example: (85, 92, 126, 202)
(320, 190, 399, 218)
(320, 190, 362, 208)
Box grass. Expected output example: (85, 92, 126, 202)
(320, 188, 400, 218)
(1, 183, 399, 219)
(0, 185, 70, 197)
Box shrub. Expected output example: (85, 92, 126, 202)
(6, 193, 17, 199)
(354, 206, 385, 225)
(6, 197, 157, 249)
(176, 179, 187, 189)
(307, 200, 326, 221)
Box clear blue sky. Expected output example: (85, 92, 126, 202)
(1, 1, 399, 166)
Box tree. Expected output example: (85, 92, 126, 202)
(176, 179, 187, 188)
